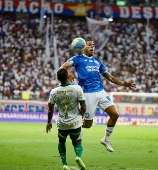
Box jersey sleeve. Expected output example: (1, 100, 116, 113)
(67, 55, 80, 67)
(77, 85, 85, 102)
(99, 59, 108, 74)
(48, 89, 55, 104)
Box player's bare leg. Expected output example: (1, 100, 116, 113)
(100, 105, 119, 152)
(82, 119, 93, 128)
(105, 105, 119, 127)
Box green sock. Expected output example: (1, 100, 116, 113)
(74, 143, 83, 158)
(58, 143, 67, 165)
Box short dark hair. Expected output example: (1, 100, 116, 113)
(57, 68, 68, 82)
(85, 38, 93, 42)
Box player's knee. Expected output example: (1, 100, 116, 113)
(105, 106, 119, 120)
(72, 139, 81, 146)
(111, 112, 119, 120)
(115, 112, 119, 119)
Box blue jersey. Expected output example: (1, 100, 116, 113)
(67, 54, 108, 93)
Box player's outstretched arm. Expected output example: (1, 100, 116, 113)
(60, 62, 75, 82)
(124, 80, 136, 90)
(102, 72, 136, 90)
(60, 62, 71, 70)
(46, 103, 54, 133)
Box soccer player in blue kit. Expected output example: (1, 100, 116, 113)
(60, 38, 136, 152)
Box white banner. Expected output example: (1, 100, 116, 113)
(115, 103, 158, 116)
(86, 17, 114, 52)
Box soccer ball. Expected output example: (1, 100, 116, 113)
(71, 37, 86, 52)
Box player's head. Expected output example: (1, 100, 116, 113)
(57, 68, 68, 84)
(84, 38, 95, 57)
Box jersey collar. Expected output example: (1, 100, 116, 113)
(60, 83, 71, 87)
(83, 54, 93, 58)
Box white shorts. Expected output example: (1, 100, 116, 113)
(84, 90, 114, 120)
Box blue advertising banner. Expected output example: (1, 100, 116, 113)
(0, 111, 158, 126)
(0, 100, 48, 112)
(0, 0, 158, 19)
(0, 100, 158, 125)
(94, 115, 158, 126)
(0, 111, 56, 123)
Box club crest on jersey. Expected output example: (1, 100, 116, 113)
(85, 112, 89, 118)
(68, 60, 73, 65)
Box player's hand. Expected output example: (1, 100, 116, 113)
(68, 71, 75, 82)
(46, 123, 52, 133)
(124, 80, 136, 90)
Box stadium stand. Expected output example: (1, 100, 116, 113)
(0, 2, 158, 100)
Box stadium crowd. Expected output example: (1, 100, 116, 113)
(21, 0, 158, 6)
(0, 14, 158, 101)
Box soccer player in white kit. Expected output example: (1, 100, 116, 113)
(60, 38, 136, 152)
(46, 68, 86, 170)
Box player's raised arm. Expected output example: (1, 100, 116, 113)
(60, 62, 71, 70)
(60, 62, 75, 82)
(102, 71, 136, 90)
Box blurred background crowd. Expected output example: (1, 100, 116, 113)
(0, 1, 158, 101)
(19, 0, 158, 6)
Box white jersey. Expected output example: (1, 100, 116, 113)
(48, 83, 85, 130)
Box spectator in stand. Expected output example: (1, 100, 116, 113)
(0, 15, 158, 101)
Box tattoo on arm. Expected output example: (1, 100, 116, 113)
(103, 72, 124, 86)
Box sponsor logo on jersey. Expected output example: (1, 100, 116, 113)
(86, 66, 99, 72)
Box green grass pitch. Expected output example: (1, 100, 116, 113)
(0, 122, 158, 170)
